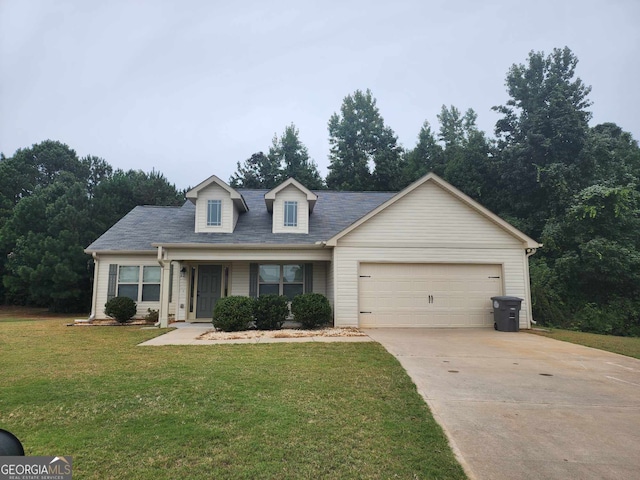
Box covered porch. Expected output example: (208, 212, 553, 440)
(156, 244, 333, 328)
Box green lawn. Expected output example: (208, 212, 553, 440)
(0, 317, 465, 479)
(530, 328, 640, 359)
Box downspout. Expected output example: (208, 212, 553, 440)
(90, 252, 99, 321)
(157, 245, 165, 268)
(525, 248, 538, 325)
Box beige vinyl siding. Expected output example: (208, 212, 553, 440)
(339, 181, 522, 247)
(333, 246, 529, 328)
(92, 254, 160, 319)
(272, 185, 309, 234)
(194, 184, 235, 233)
(332, 179, 531, 328)
(230, 262, 250, 296)
(314, 262, 328, 297)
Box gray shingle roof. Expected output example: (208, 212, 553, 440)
(85, 189, 396, 251)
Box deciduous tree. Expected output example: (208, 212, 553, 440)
(493, 47, 593, 236)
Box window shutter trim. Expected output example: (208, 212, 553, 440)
(249, 263, 258, 298)
(169, 264, 174, 303)
(304, 263, 313, 293)
(107, 264, 118, 301)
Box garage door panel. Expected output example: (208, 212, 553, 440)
(359, 263, 502, 328)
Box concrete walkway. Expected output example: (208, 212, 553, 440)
(138, 322, 373, 346)
(365, 328, 640, 480)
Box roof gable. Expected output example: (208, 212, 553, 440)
(326, 173, 541, 248)
(265, 178, 318, 213)
(186, 174, 249, 212)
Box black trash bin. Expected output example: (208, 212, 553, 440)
(491, 296, 523, 332)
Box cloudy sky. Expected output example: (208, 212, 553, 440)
(1, 0, 638, 190)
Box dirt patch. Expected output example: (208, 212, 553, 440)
(198, 327, 366, 341)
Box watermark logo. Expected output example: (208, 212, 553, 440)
(0, 456, 73, 480)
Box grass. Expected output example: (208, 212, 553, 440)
(0, 315, 465, 479)
(530, 328, 640, 359)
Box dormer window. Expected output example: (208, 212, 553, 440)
(207, 200, 222, 226)
(284, 201, 298, 227)
(265, 178, 317, 234)
(186, 175, 248, 233)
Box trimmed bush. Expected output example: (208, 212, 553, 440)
(291, 293, 332, 329)
(145, 308, 159, 323)
(104, 296, 137, 323)
(213, 296, 255, 332)
(254, 294, 288, 330)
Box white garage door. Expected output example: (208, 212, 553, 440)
(358, 263, 502, 328)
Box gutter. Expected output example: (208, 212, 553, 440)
(90, 252, 99, 321)
(84, 249, 157, 255)
(150, 242, 327, 250)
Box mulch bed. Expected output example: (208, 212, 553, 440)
(69, 319, 157, 327)
(198, 327, 366, 340)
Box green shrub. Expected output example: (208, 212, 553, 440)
(530, 258, 568, 326)
(573, 298, 640, 337)
(291, 293, 332, 329)
(213, 296, 255, 332)
(145, 308, 159, 323)
(104, 296, 137, 323)
(254, 295, 288, 330)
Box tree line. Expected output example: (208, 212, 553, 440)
(0, 145, 183, 312)
(1, 47, 639, 335)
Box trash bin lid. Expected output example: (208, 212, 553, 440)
(491, 296, 523, 302)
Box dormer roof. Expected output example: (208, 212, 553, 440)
(185, 174, 249, 212)
(264, 178, 318, 213)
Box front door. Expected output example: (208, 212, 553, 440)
(196, 265, 222, 318)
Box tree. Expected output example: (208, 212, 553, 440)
(437, 106, 492, 202)
(326, 89, 403, 191)
(90, 169, 184, 234)
(268, 124, 324, 189)
(0, 139, 183, 311)
(1, 174, 95, 310)
(492, 47, 593, 236)
(229, 152, 281, 189)
(586, 123, 640, 186)
(539, 184, 640, 334)
(0, 140, 87, 221)
(402, 121, 444, 185)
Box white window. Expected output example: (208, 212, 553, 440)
(207, 200, 222, 226)
(258, 264, 304, 300)
(284, 201, 297, 227)
(117, 266, 161, 302)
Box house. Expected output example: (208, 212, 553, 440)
(85, 173, 541, 329)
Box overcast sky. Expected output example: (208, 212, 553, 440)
(1, 0, 638, 190)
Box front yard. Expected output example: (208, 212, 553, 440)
(0, 314, 465, 479)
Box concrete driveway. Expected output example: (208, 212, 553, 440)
(365, 328, 640, 480)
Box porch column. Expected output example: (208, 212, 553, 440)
(159, 262, 171, 328)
